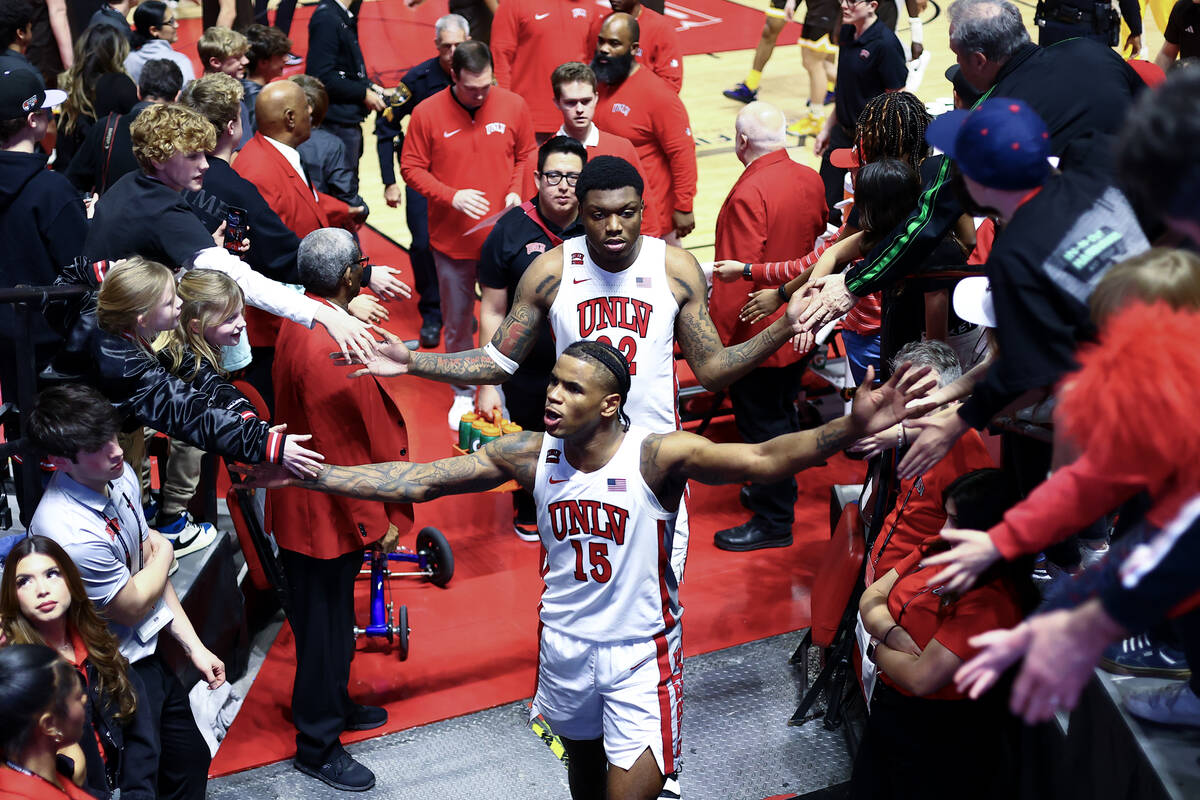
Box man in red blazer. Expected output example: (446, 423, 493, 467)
(491, 0, 593, 138)
(270, 227, 414, 792)
(709, 101, 828, 552)
(233, 80, 360, 379)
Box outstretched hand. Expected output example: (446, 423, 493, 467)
(849, 362, 937, 436)
(954, 623, 1033, 700)
(921, 528, 1001, 594)
(795, 274, 856, 334)
(331, 325, 412, 377)
(896, 406, 969, 479)
(229, 461, 297, 489)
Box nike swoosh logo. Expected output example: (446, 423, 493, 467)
(443, 129, 461, 138)
(573, 277, 590, 284)
(548, 477, 569, 484)
(535, 12, 550, 18)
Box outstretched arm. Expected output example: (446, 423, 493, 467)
(645, 363, 933, 491)
(347, 252, 561, 385)
(240, 431, 544, 500)
(670, 248, 795, 391)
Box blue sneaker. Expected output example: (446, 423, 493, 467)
(156, 511, 219, 557)
(723, 82, 757, 103)
(823, 89, 836, 105)
(1101, 634, 1191, 679)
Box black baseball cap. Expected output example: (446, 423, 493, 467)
(944, 64, 983, 108)
(0, 69, 67, 121)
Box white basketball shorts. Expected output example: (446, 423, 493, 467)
(530, 623, 683, 775)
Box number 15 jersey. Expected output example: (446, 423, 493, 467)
(549, 235, 680, 434)
(534, 426, 682, 642)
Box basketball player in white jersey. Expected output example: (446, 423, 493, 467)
(241, 341, 931, 800)
(343, 156, 804, 582)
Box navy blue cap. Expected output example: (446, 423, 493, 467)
(925, 97, 1051, 191)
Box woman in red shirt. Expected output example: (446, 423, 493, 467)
(0, 536, 154, 800)
(0, 643, 93, 799)
(851, 468, 1035, 799)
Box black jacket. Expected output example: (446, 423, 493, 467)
(844, 38, 1144, 298)
(65, 101, 150, 196)
(77, 658, 156, 800)
(53, 311, 286, 463)
(306, 0, 371, 126)
(0, 149, 88, 344)
(50, 258, 285, 464)
(374, 55, 452, 186)
(181, 156, 301, 283)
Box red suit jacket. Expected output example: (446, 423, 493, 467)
(710, 149, 826, 369)
(269, 297, 414, 558)
(233, 132, 354, 345)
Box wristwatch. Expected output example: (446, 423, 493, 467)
(742, 262, 753, 281)
(865, 638, 879, 663)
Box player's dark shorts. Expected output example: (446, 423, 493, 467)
(766, 0, 841, 40)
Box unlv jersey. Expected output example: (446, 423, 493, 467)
(550, 235, 680, 433)
(534, 427, 681, 641)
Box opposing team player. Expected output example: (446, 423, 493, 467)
(341, 156, 799, 582)
(238, 340, 931, 800)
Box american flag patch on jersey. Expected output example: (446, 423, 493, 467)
(636, 276, 652, 288)
(607, 478, 626, 492)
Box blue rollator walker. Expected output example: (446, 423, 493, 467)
(355, 526, 454, 660)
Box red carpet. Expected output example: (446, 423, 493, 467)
(178, 0, 794, 81)
(209, 226, 866, 776)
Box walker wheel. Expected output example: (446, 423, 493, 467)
(397, 605, 409, 661)
(417, 527, 455, 587)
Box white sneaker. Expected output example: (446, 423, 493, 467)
(448, 393, 476, 431)
(157, 512, 219, 558)
(659, 773, 681, 799)
(1124, 682, 1200, 728)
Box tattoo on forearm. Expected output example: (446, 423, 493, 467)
(814, 419, 855, 454)
(409, 350, 508, 384)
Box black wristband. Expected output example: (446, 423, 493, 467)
(777, 285, 789, 302)
(361, 263, 373, 288)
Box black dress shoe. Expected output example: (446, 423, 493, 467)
(714, 519, 793, 552)
(346, 704, 388, 731)
(294, 750, 376, 792)
(419, 322, 441, 349)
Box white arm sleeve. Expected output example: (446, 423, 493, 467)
(189, 247, 319, 328)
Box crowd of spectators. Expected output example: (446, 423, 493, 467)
(0, 0, 1199, 796)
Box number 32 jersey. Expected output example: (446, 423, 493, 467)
(550, 235, 680, 434)
(534, 426, 682, 641)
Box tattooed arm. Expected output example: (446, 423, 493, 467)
(668, 247, 795, 391)
(640, 363, 934, 503)
(275, 431, 546, 501)
(348, 251, 563, 385)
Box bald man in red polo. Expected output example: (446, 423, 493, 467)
(491, 0, 593, 137)
(401, 40, 536, 427)
(591, 13, 696, 241)
(588, 0, 683, 91)
(709, 101, 827, 551)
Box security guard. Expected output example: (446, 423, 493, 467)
(374, 13, 468, 349)
(1035, 0, 1142, 50)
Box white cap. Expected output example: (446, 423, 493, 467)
(953, 276, 996, 328)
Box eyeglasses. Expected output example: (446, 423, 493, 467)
(161, 17, 177, 26)
(540, 171, 581, 187)
(351, 255, 369, 268)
